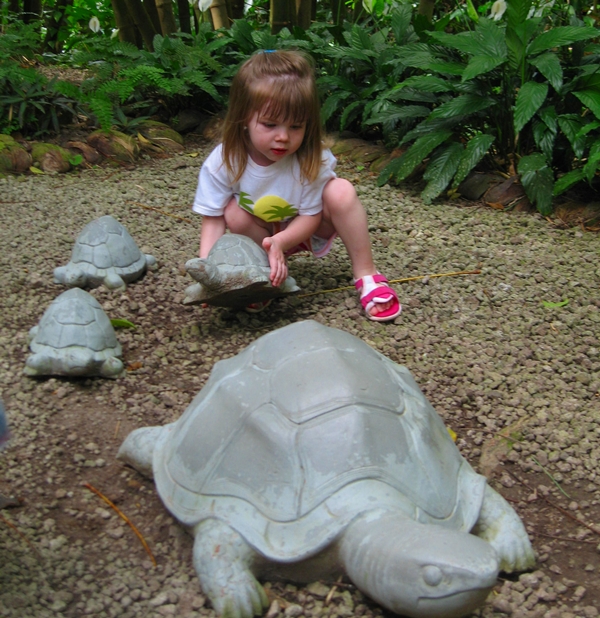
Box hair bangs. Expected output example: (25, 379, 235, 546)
(252, 78, 313, 125)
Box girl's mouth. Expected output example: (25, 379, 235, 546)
(271, 148, 287, 156)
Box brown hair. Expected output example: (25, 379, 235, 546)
(222, 50, 323, 183)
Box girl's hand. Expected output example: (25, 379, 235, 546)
(262, 237, 288, 287)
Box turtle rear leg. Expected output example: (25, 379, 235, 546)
(192, 519, 268, 618)
(338, 511, 499, 618)
(472, 484, 535, 573)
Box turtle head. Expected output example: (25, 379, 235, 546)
(54, 264, 87, 288)
(341, 511, 500, 618)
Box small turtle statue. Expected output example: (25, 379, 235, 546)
(183, 233, 299, 307)
(24, 288, 124, 378)
(118, 321, 534, 618)
(54, 215, 157, 291)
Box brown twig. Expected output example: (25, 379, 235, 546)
(297, 269, 482, 299)
(505, 470, 600, 537)
(127, 200, 193, 223)
(0, 513, 42, 557)
(83, 482, 157, 566)
(535, 532, 598, 545)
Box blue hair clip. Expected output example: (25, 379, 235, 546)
(262, 49, 276, 53)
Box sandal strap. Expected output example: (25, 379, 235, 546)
(354, 273, 388, 290)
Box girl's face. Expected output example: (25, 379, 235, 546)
(246, 109, 306, 166)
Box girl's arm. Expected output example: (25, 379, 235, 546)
(199, 215, 226, 258)
(263, 213, 322, 287)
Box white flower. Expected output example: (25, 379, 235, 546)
(111, 28, 119, 39)
(197, 0, 212, 11)
(88, 16, 101, 33)
(527, 0, 555, 18)
(490, 0, 507, 20)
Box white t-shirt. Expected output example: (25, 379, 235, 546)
(192, 144, 337, 223)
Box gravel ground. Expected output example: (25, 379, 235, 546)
(0, 137, 599, 618)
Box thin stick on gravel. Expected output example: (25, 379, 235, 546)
(0, 513, 42, 557)
(84, 482, 157, 566)
(297, 269, 482, 298)
(505, 470, 600, 537)
(127, 200, 193, 223)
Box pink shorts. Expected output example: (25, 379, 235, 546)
(272, 221, 337, 258)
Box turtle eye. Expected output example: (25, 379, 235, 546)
(422, 565, 443, 587)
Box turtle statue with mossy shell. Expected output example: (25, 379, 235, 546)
(118, 320, 535, 618)
(183, 233, 299, 307)
(54, 215, 156, 292)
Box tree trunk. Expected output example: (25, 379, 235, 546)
(417, 0, 435, 21)
(296, 0, 312, 29)
(122, 0, 159, 50)
(111, 0, 143, 46)
(209, 0, 229, 29)
(331, 0, 345, 26)
(23, 0, 42, 24)
(270, 0, 293, 33)
(156, 0, 178, 34)
(226, 0, 244, 20)
(7, 0, 19, 14)
(143, 0, 162, 34)
(177, 0, 192, 33)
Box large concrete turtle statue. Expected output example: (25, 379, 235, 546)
(24, 288, 124, 378)
(117, 320, 535, 618)
(183, 233, 299, 307)
(54, 215, 156, 291)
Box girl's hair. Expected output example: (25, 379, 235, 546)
(222, 50, 323, 183)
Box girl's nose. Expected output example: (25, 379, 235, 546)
(275, 126, 289, 141)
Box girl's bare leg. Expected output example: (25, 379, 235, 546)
(319, 178, 395, 317)
(224, 198, 270, 244)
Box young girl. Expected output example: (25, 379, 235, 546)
(192, 50, 401, 322)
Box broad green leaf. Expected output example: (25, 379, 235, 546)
(528, 53, 563, 92)
(473, 18, 508, 58)
(583, 138, 600, 181)
(573, 90, 600, 121)
(553, 168, 586, 196)
(576, 120, 600, 138)
(110, 318, 136, 329)
(365, 105, 430, 125)
(391, 5, 413, 43)
(340, 100, 363, 131)
(527, 26, 598, 55)
(321, 92, 348, 124)
(429, 62, 466, 75)
(506, 0, 532, 31)
(430, 94, 494, 120)
(506, 20, 540, 73)
(351, 25, 374, 52)
(452, 133, 495, 188)
(532, 118, 556, 162)
(429, 30, 482, 56)
(462, 55, 506, 81)
(378, 130, 452, 185)
(542, 299, 569, 308)
(518, 153, 554, 215)
(558, 114, 586, 158)
(421, 142, 463, 203)
(514, 81, 548, 134)
(395, 75, 452, 92)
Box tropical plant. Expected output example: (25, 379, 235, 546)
(366, 0, 599, 213)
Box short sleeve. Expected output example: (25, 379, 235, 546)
(298, 150, 337, 216)
(192, 145, 233, 216)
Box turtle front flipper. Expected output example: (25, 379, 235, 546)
(338, 511, 499, 618)
(192, 519, 268, 618)
(472, 484, 535, 573)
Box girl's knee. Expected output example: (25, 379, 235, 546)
(323, 178, 356, 205)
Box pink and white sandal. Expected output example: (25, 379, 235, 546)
(355, 274, 402, 322)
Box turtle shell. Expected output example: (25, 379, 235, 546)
(153, 321, 486, 561)
(207, 234, 270, 274)
(29, 288, 121, 355)
(68, 215, 148, 280)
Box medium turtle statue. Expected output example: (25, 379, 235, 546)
(54, 215, 157, 291)
(183, 233, 299, 307)
(24, 288, 124, 378)
(117, 321, 535, 618)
